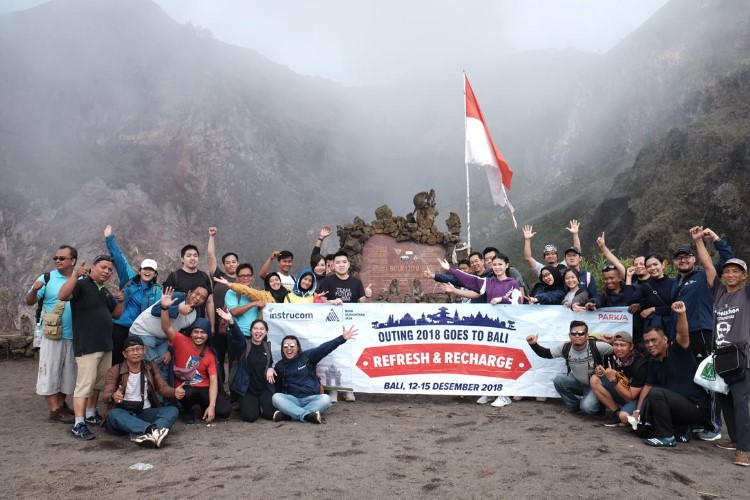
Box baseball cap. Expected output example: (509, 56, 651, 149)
(140, 258, 158, 271)
(123, 336, 145, 348)
(613, 331, 633, 344)
(672, 246, 694, 259)
(564, 246, 581, 256)
(724, 258, 748, 272)
(543, 244, 558, 254)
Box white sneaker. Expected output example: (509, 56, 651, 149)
(328, 390, 338, 403)
(151, 428, 169, 448)
(343, 391, 356, 402)
(491, 396, 512, 407)
(476, 396, 491, 404)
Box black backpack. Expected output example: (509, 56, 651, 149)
(34, 272, 51, 323)
(561, 338, 613, 374)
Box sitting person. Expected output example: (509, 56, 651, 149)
(563, 268, 589, 311)
(218, 309, 276, 423)
(633, 301, 712, 447)
(526, 320, 614, 414)
(272, 325, 358, 423)
(159, 288, 231, 423)
(589, 331, 648, 426)
(101, 336, 184, 448)
(527, 266, 565, 305)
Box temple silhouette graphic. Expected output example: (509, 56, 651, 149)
(371, 306, 516, 330)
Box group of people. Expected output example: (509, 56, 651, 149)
(25, 221, 750, 467)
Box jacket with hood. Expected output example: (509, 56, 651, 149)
(284, 267, 318, 304)
(227, 321, 274, 397)
(274, 335, 347, 397)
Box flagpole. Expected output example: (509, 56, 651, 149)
(463, 71, 471, 252)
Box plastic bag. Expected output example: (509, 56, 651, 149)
(693, 355, 729, 394)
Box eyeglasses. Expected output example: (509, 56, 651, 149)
(282, 343, 297, 349)
(124, 346, 145, 353)
(674, 255, 693, 261)
(52, 256, 70, 261)
(237, 274, 253, 278)
(569, 331, 587, 337)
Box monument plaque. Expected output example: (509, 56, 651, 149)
(360, 234, 448, 296)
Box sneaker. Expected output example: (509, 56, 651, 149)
(490, 396, 512, 407)
(643, 436, 677, 447)
(328, 390, 338, 403)
(602, 411, 623, 427)
(303, 411, 324, 424)
(677, 427, 692, 443)
(535, 397, 547, 402)
(697, 430, 722, 441)
(476, 396, 491, 404)
(84, 412, 102, 426)
(71, 422, 95, 441)
(734, 451, 750, 467)
(272, 411, 291, 422)
(715, 439, 737, 450)
(130, 432, 156, 448)
(512, 396, 524, 401)
(151, 428, 169, 448)
(343, 391, 356, 402)
(49, 408, 74, 424)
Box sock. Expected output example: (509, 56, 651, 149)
(85, 408, 97, 418)
(74, 416, 85, 425)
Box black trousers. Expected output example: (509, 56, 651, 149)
(111, 324, 131, 366)
(212, 332, 228, 387)
(182, 386, 232, 419)
(238, 390, 275, 422)
(649, 387, 710, 438)
(717, 371, 750, 451)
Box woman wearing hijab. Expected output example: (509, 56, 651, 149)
(527, 266, 565, 305)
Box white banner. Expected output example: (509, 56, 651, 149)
(264, 303, 632, 397)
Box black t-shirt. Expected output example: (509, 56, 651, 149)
(247, 342, 271, 396)
(163, 268, 213, 317)
(211, 269, 235, 311)
(70, 277, 116, 357)
(319, 275, 365, 303)
(646, 342, 710, 406)
(621, 357, 649, 388)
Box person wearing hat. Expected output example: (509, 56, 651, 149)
(589, 331, 649, 427)
(104, 225, 162, 365)
(101, 336, 184, 448)
(694, 226, 750, 466)
(521, 224, 568, 274)
(159, 287, 231, 423)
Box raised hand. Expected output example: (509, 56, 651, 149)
(526, 334, 538, 345)
(596, 232, 606, 250)
(671, 300, 686, 314)
(161, 286, 175, 308)
(364, 283, 372, 299)
(104, 225, 112, 237)
(319, 226, 332, 239)
(208, 226, 218, 237)
(522, 225, 536, 240)
(270, 250, 281, 260)
(423, 269, 435, 279)
(342, 325, 359, 340)
(437, 258, 450, 271)
(689, 226, 704, 241)
(566, 219, 580, 234)
(215, 307, 234, 325)
(440, 282, 457, 294)
(212, 276, 230, 286)
(75, 260, 88, 277)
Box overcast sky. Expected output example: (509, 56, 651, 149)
(4, 0, 670, 85)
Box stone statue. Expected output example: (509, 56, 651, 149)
(388, 278, 400, 295)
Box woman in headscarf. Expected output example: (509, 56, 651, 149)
(527, 265, 565, 305)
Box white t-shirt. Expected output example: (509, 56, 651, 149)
(279, 273, 295, 292)
(124, 371, 151, 410)
(129, 301, 197, 339)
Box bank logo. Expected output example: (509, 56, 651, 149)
(326, 309, 340, 322)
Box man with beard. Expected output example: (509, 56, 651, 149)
(271, 325, 358, 424)
(163, 244, 215, 332)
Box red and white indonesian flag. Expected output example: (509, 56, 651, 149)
(464, 74, 515, 224)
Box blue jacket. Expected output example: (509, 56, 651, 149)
(274, 336, 346, 397)
(106, 235, 162, 327)
(671, 239, 733, 332)
(530, 283, 565, 305)
(589, 282, 628, 308)
(227, 322, 274, 396)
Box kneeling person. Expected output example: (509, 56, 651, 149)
(272, 326, 358, 423)
(102, 336, 184, 447)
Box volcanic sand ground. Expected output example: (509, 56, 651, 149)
(1, 357, 747, 499)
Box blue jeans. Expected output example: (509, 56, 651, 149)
(599, 376, 628, 407)
(105, 406, 179, 435)
(272, 393, 332, 422)
(139, 335, 171, 385)
(553, 374, 601, 414)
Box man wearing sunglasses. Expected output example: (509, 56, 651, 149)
(526, 320, 613, 414)
(101, 336, 184, 448)
(271, 326, 358, 424)
(58, 254, 124, 440)
(25, 245, 78, 423)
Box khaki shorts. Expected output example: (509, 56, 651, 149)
(73, 351, 112, 398)
(36, 337, 76, 396)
